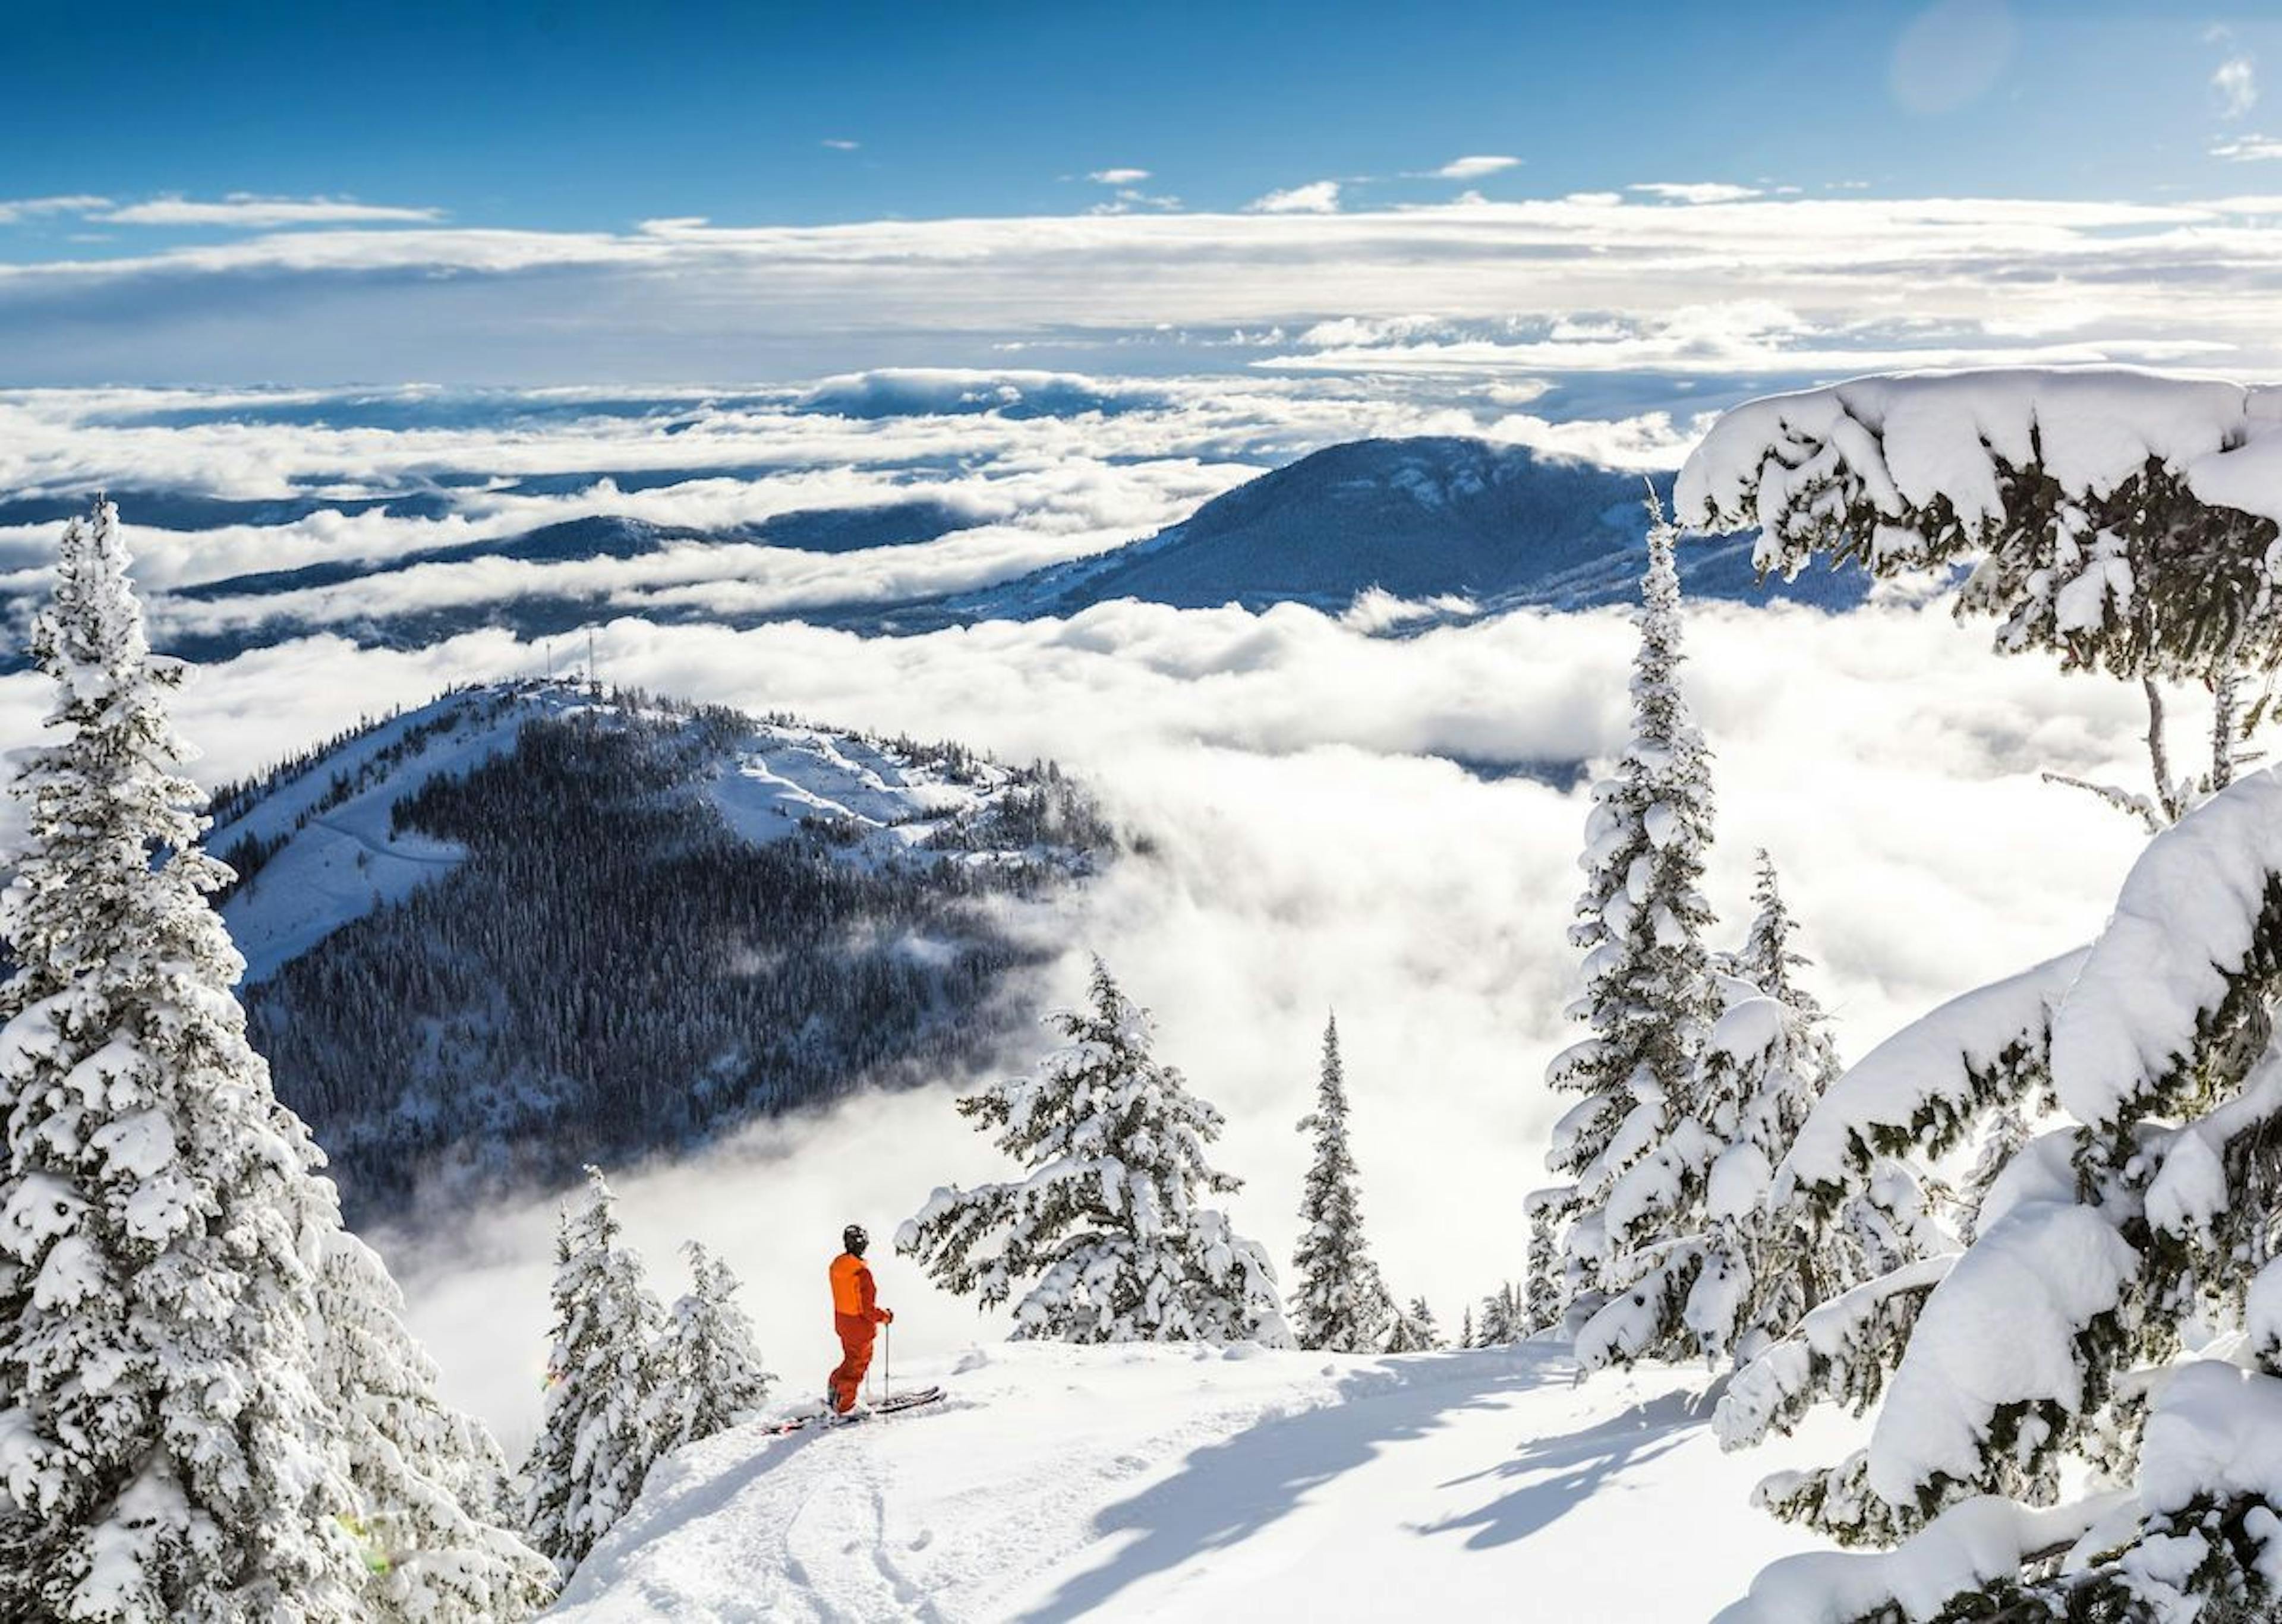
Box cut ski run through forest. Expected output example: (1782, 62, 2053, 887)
(548, 1341, 1855, 1623)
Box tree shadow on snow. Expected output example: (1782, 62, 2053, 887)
(1014, 1348, 1568, 1623)
(553, 1418, 832, 1603)
(1412, 1382, 1710, 1551)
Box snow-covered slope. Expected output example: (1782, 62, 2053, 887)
(549, 1342, 1853, 1622)
(212, 680, 1082, 982)
(212, 688, 544, 982)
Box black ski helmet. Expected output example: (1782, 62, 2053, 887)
(843, 1223, 869, 1256)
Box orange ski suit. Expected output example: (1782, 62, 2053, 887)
(828, 1251, 891, 1412)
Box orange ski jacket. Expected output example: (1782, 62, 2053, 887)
(830, 1251, 889, 1323)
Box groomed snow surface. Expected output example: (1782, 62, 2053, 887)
(548, 1341, 1853, 1622)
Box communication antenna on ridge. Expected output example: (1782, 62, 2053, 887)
(588, 629, 599, 696)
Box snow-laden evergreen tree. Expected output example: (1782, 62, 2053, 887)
(1685, 372, 2282, 1622)
(0, 498, 370, 1622)
(1716, 772, 2282, 1622)
(1290, 1015, 1395, 1353)
(897, 958, 1289, 1346)
(314, 1219, 557, 1620)
(1678, 369, 2281, 812)
(1382, 1297, 1444, 1354)
(1521, 1192, 1564, 1335)
(1577, 853, 1936, 1374)
(659, 1241, 773, 1450)
(1538, 494, 1722, 1339)
(1473, 1282, 1527, 1346)
(1689, 854, 1938, 1370)
(523, 1167, 672, 1576)
(1955, 1099, 2028, 1246)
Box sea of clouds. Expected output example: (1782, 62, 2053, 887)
(0, 377, 2185, 1451)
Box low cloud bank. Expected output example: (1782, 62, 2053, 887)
(0, 594, 2158, 1448)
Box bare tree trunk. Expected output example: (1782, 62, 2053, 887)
(2213, 666, 2240, 793)
(2145, 675, 2181, 822)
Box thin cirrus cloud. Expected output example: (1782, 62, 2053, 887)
(97, 194, 446, 228)
(0, 194, 112, 224)
(821, 138, 861, 150)
(2212, 133, 2282, 161)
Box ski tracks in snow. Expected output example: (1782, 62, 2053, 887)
(777, 1441, 947, 1624)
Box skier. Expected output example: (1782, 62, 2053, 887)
(827, 1223, 893, 1415)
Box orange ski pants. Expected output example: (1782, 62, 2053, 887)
(829, 1313, 876, 1412)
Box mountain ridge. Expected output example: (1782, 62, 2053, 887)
(212, 679, 1108, 1220)
(107, 437, 1864, 665)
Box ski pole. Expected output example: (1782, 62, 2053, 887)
(884, 1322, 892, 1402)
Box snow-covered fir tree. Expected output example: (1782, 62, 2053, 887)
(1522, 1191, 1564, 1336)
(1536, 496, 1722, 1344)
(314, 1220, 557, 1620)
(1574, 850, 1932, 1376)
(1955, 1099, 2028, 1245)
(1382, 1297, 1444, 1354)
(660, 1240, 774, 1450)
(1290, 1015, 1395, 1352)
(0, 498, 372, 1622)
(1678, 370, 2280, 793)
(524, 1166, 673, 1576)
(1697, 856, 1939, 1367)
(1473, 1282, 1527, 1346)
(1686, 370, 2282, 1622)
(897, 958, 1289, 1346)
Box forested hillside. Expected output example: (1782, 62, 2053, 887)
(210, 683, 1109, 1220)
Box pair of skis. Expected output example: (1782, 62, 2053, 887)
(763, 1384, 945, 1437)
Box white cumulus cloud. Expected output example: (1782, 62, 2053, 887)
(1089, 168, 1152, 186)
(1246, 180, 1341, 215)
(2212, 133, 2282, 160)
(1433, 156, 1521, 180)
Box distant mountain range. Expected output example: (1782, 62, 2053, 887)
(95, 437, 1864, 666)
(210, 680, 1107, 1221)
(879, 436, 1862, 627)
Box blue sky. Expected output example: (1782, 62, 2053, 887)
(6, 1, 2275, 239)
(1, 1, 2279, 384)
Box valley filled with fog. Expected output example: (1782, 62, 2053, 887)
(0, 376, 2165, 1449)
